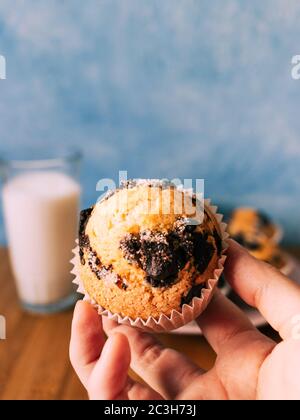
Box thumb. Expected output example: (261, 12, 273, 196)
(87, 332, 131, 400)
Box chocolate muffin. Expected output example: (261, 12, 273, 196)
(78, 180, 224, 320)
(228, 208, 278, 242)
(228, 207, 286, 271)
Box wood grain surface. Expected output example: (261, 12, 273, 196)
(1, 246, 299, 400)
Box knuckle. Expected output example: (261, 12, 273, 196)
(139, 337, 166, 366)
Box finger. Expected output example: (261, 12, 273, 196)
(88, 333, 161, 400)
(88, 333, 130, 400)
(103, 318, 203, 400)
(70, 301, 105, 388)
(197, 290, 273, 354)
(225, 239, 300, 339)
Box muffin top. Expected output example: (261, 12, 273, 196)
(228, 208, 276, 241)
(79, 180, 223, 320)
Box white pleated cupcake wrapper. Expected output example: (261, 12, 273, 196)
(71, 199, 229, 332)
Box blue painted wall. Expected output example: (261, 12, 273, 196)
(0, 0, 300, 244)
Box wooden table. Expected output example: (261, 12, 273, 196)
(1, 247, 299, 400)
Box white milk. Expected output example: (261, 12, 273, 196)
(2, 171, 81, 306)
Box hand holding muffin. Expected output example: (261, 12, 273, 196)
(70, 240, 300, 400)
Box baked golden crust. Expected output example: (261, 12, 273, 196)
(79, 182, 223, 320)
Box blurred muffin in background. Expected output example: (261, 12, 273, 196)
(228, 207, 289, 273)
(228, 208, 281, 243)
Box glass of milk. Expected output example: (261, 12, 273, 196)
(0, 150, 82, 313)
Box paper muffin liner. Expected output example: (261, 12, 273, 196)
(71, 199, 228, 332)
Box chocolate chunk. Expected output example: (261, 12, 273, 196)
(120, 222, 196, 288)
(121, 234, 141, 263)
(181, 283, 206, 306)
(79, 207, 93, 264)
(214, 229, 223, 256)
(246, 241, 262, 251)
(79, 207, 93, 241)
(192, 231, 215, 274)
(232, 233, 246, 246)
(146, 273, 177, 288)
(120, 219, 217, 287)
(88, 249, 110, 280)
(121, 231, 180, 288)
(87, 247, 127, 290)
(257, 211, 271, 227)
(232, 233, 262, 251)
(79, 248, 85, 265)
(142, 238, 178, 284)
(168, 222, 194, 267)
(115, 278, 128, 290)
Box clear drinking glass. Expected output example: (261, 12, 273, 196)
(0, 149, 82, 313)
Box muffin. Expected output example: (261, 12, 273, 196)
(230, 231, 275, 262)
(78, 180, 225, 321)
(228, 208, 279, 242)
(228, 207, 288, 272)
